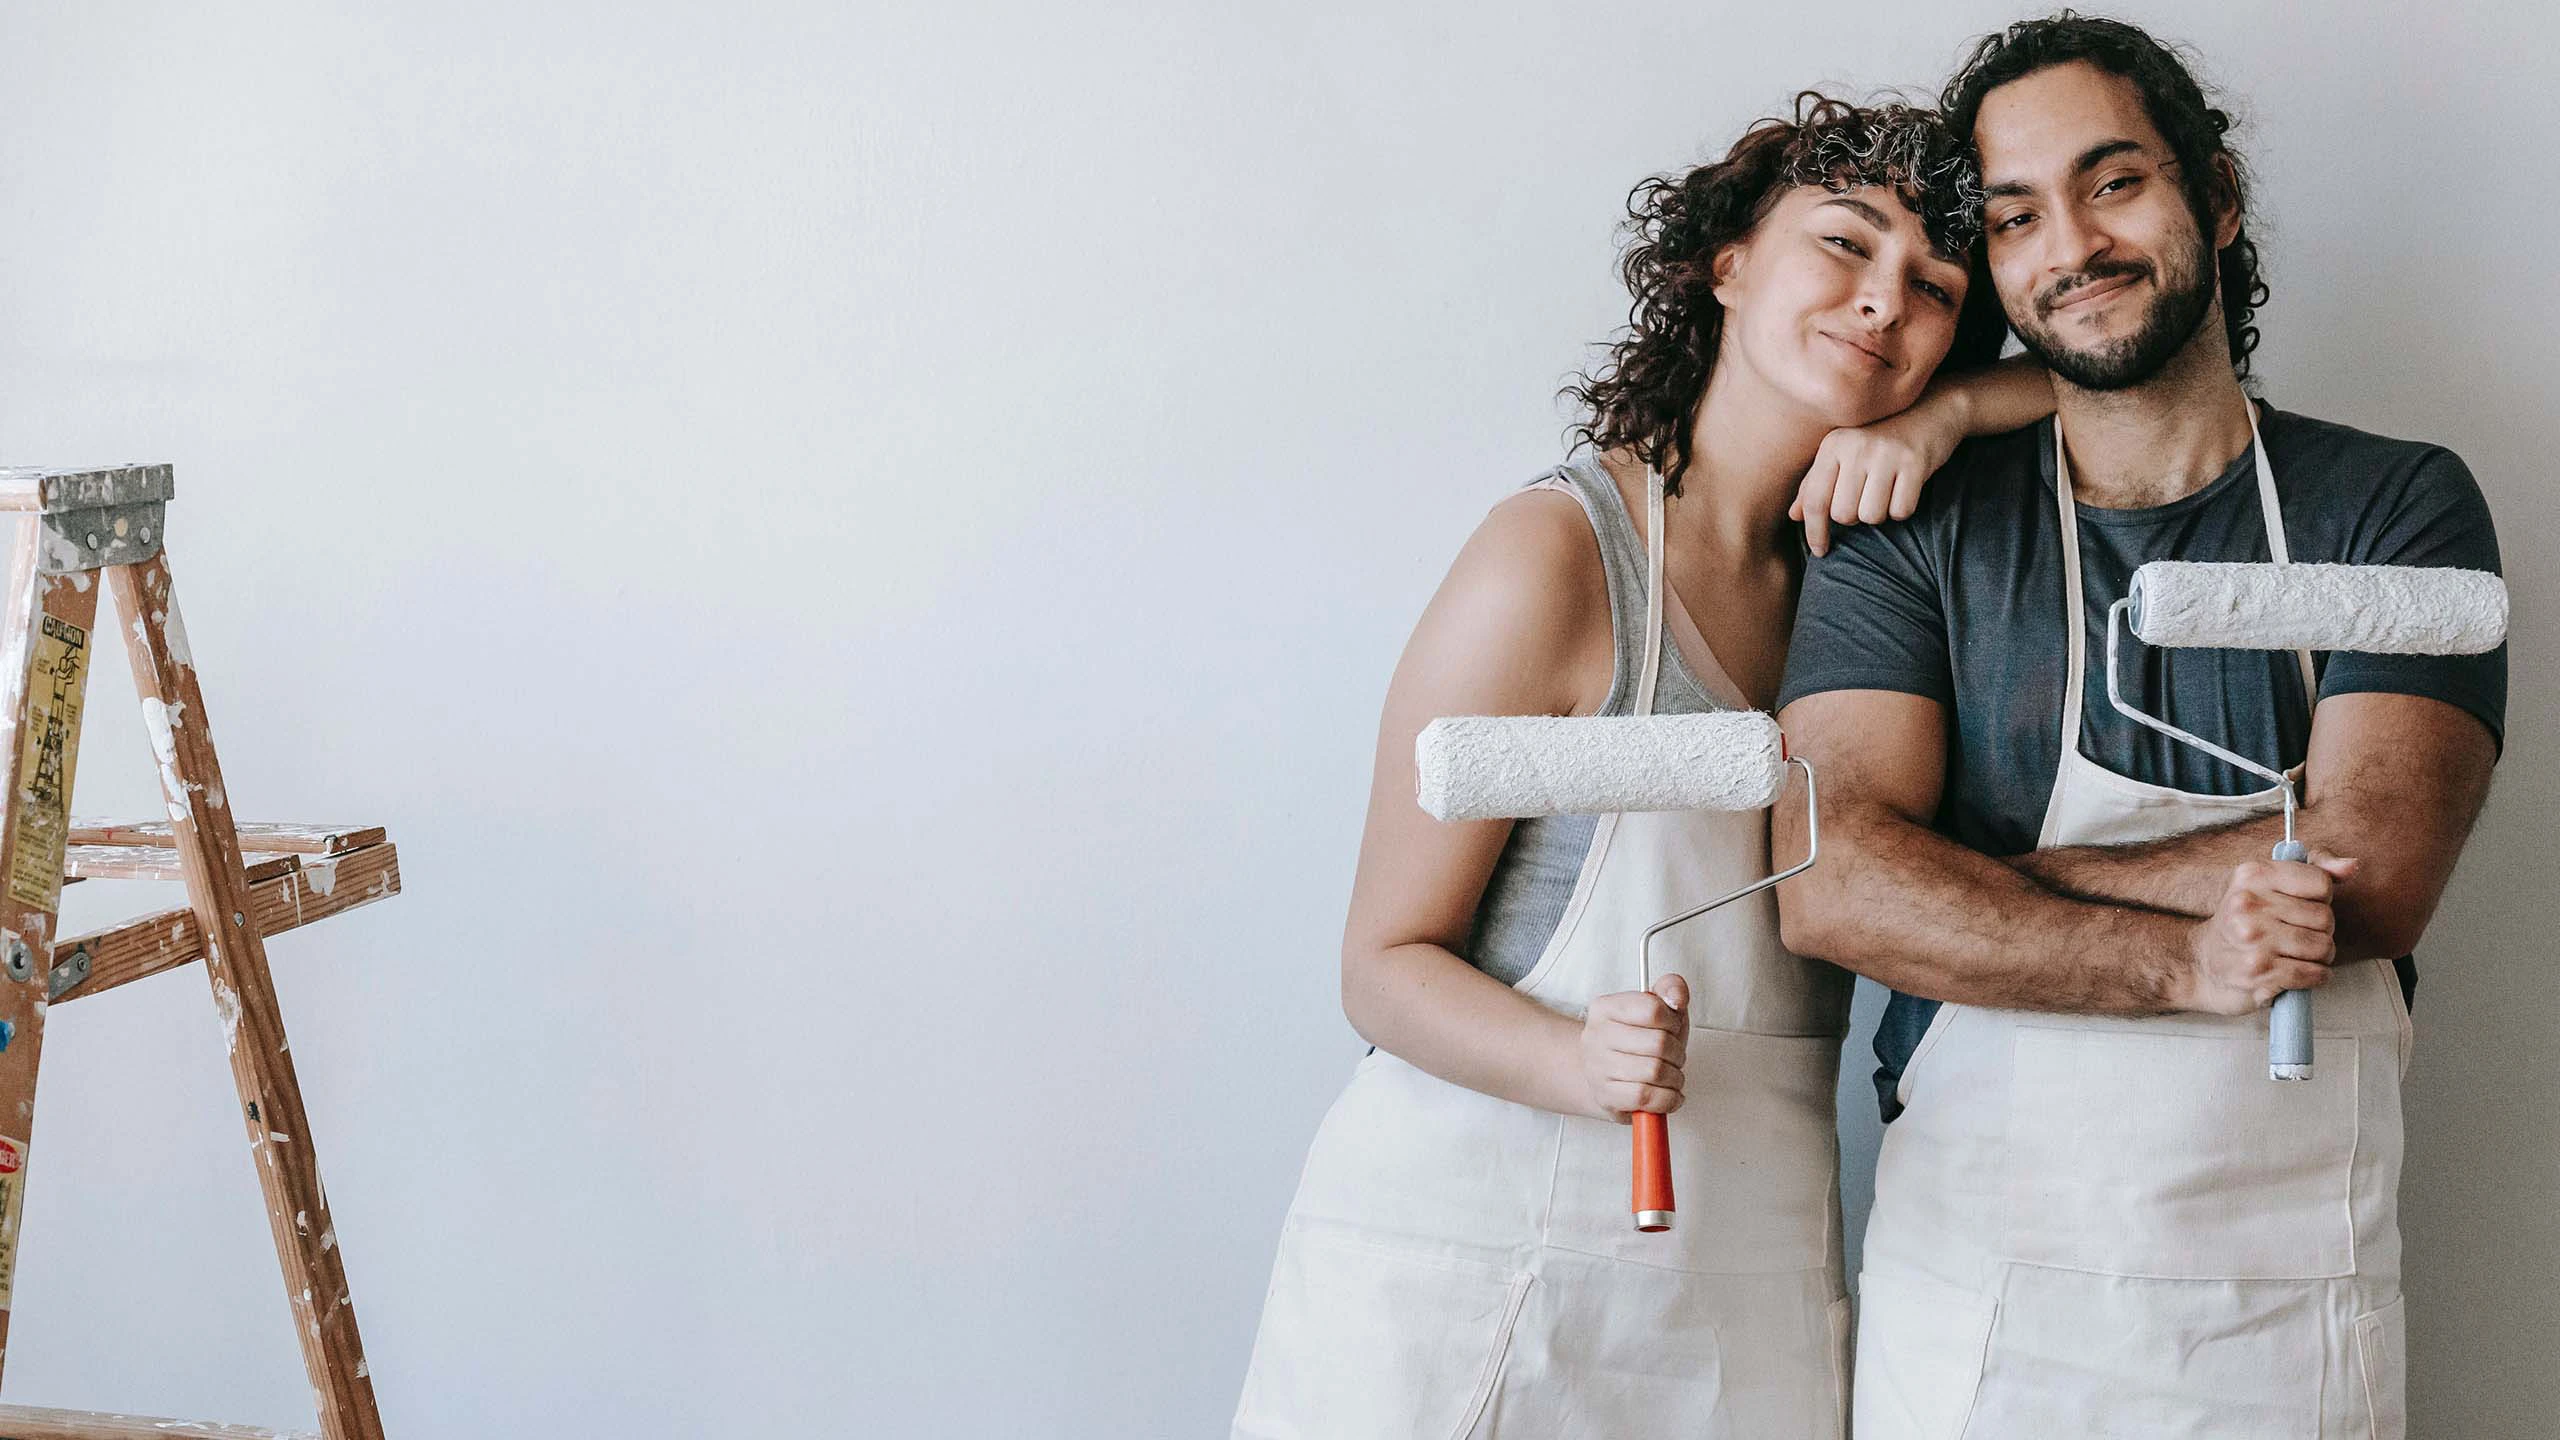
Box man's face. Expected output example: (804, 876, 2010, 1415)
(1974, 60, 2225, 390)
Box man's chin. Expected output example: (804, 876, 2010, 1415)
(2018, 330, 2173, 392)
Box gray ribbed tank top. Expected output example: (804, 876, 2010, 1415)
(1462, 458, 1721, 985)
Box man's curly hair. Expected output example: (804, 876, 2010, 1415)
(1566, 93, 2009, 497)
(1941, 12, 2269, 379)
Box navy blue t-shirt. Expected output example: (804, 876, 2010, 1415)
(1776, 405, 2506, 1120)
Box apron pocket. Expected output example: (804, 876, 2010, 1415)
(1232, 1221, 1531, 1440)
(1542, 1029, 1840, 1273)
(1969, 1267, 2327, 1434)
(2355, 1295, 2407, 1440)
(1851, 1268, 1993, 1440)
(2001, 1025, 2358, 1279)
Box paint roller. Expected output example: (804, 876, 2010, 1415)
(1415, 710, 1819, 1233)
(2107, 561, 2507, 1080)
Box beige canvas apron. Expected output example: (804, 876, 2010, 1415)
(1853, 409, 2414, 1439)
(1233, 470, 1855, 1439)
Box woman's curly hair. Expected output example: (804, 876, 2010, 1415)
(1941, 13, 2268, 379)
(1566, 94, 2009, 496)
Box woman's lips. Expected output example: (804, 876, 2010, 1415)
(1820, 330, 1894, 370)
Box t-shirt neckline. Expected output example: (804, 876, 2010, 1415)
(2043, 405, 2280, 529)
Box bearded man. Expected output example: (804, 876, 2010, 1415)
(1770, 16, 2505, 1438)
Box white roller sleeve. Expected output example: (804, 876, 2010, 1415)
(1414, 712, 1785, 821)
(2129, 561, 2508, 655)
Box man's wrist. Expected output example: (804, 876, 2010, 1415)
(2157, 920, 2202, 1012)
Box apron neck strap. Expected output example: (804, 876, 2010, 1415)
(2050, 401, 2316, 749)
(1637, 467, 1667, 718)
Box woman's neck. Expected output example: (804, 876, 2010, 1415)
(1670, 362, 1832, 557)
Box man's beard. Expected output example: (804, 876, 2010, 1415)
(2008, 224, 2218, 391)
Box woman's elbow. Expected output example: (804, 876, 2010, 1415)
(1338, 942, 1384, 1045)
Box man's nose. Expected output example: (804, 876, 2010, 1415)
(2045, 202, 2112, 282)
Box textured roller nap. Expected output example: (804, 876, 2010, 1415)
(2130, 562, 2509, 655)
(1414, 712, 1785, 821)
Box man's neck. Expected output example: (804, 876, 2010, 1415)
(2054, 333, 2258, 510)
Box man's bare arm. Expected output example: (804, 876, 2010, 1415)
(1773, 689, 2340, 1016)
(2008, 694, 2496, 958)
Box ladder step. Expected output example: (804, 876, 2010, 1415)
(52, 841, 401, 1003)
(66, 821, 386, 857)
(0, 1404, 313, 1439)
(63, 845, 302, 885)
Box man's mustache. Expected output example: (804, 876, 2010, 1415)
(2036, 260, 2152, 317)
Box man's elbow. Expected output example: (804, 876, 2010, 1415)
(1776, 877, 1847, 960)
(2348, 889, 2439, 962)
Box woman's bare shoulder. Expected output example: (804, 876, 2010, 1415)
(1395, 483, 1613, 720)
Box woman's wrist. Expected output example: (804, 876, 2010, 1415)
(1534, 1009, 1602, 1121)
(1925, 374, 1978, 439)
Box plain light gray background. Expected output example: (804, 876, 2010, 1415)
(0, 2, 2542, 1435)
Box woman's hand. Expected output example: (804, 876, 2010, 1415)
(1790, 399, 1966, 557)
(1792, 357, 2058, 556)
(1575, 972, 1689, 1122)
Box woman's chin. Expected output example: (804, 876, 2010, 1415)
(1801, 370, 1931, 429)
(1791, 385, 1903, 431)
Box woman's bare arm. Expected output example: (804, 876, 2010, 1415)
(1793, 355, 2055, 554)
(1338, 487, 1682, 1123)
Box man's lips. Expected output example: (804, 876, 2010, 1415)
(2046, 272, 2141, 314)
(1820, 330, 1896, 370)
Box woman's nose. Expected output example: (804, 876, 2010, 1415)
(1857, 279, 1904, 328)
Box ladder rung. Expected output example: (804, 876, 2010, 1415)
(53, 841, 402, 1004)
(66, 820, 386, 856)
(0, 1403, 313, 1439)
(63, 845, 302, 885)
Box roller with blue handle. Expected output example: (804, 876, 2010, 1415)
(2107, 560, 2507, 1080)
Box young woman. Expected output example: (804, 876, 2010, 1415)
(1231, 95, 2054, 1440)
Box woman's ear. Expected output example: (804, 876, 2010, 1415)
(1709, 238, 1750, 307)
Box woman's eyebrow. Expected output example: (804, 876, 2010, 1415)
(1814, 195, 1891, 228)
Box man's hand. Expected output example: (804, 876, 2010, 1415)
(2177, 854, 2356, 1014)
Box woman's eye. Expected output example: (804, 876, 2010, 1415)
(1823, 235, 1870, 258)
(1916, 280, 1953, 305)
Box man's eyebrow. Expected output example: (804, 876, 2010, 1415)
(2071, 138, 2148, 174)
(1982, 138, 2152, 200)
(1815, 195, 1893, 228)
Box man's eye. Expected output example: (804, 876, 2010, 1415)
(2097, 175, 2140, 196)
(1823, 235, 1870, 257)
(1993, 212, 2034, 233)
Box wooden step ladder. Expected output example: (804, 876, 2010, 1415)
(0, 466, 401, 1440)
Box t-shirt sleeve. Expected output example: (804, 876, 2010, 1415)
(1777, 516, 1952, 710)
(2317, 446, 2507, 750)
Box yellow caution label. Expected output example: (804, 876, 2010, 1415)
(9, 613, 86, 911)
(0, 1135, 27, 1307)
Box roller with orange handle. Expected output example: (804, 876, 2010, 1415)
(1417, 712, 1822, 1232)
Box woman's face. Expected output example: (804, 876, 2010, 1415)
(1711, 183, 1972, 427)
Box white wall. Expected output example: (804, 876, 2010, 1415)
(0, 2, 2544, 1434)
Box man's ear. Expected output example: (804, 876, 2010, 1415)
(2206, 153, 2244, 250)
